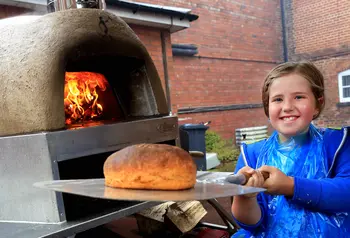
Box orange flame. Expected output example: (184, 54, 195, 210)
(64, 72, 108, 125)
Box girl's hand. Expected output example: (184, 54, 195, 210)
(237, 166, 265, 198)
(258, 165, 295, 197)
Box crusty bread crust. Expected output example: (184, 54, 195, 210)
(103, 144, 197, 190)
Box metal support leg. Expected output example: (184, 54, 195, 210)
(206, 198, 239, 234)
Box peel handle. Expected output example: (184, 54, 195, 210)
(226, 171, 269, 185)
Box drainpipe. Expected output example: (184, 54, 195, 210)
(161, 31, 172, 113)
(280, 0, 288, 62)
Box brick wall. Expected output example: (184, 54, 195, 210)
(127, 0, 283, 140)
(171, 57, 275, 108)
(0, 5, 32, 19)
(178, 108, 269, 140)
(287, 0, 350, 58)
(127, 0, 283, 61)
(314, 59, 350, 127)
(284, 0, 350, 127)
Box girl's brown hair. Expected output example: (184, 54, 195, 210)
(262, 61, 325, 120)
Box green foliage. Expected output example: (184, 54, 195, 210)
(205, 130, 240, 163)
(209, 161, 237, 172)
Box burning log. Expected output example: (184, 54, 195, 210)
(64, 72, 108, 124)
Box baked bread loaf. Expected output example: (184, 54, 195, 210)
(103, 144, 197, 190)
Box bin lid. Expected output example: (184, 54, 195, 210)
(180, 124, 209, 130)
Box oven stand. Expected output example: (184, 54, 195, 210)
(0, 201, 160, 238)
(205, 198, 239, 234)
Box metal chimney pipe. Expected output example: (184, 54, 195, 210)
(47, 0, 106, 13)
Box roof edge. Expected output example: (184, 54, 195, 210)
(105, 0, 198, 22)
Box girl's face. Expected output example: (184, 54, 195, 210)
(268, 73, 319, 142)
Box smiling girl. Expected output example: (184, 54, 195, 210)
(231, 61, 350, 237)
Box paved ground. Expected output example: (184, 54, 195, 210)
(201, 197, 233, 226)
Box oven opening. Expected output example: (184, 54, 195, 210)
(65, 55, 159, 130)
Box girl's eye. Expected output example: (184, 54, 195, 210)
(295, 95, 304, 100)
(272, 98, 282, 102)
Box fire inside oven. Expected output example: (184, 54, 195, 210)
(64, 71, 118, 126)
(65, 55, 155, 129)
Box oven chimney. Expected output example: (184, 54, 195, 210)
(47, 0, 106, 13)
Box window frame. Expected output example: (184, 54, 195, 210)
(338, 69, 350, 103)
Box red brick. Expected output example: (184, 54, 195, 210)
(0, 5, 32, 18)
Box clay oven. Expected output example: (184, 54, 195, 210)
(0, 8, 169, 136)
(0, 9, 178, 224)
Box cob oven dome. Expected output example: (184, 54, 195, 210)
(0, 9, 168, 136)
